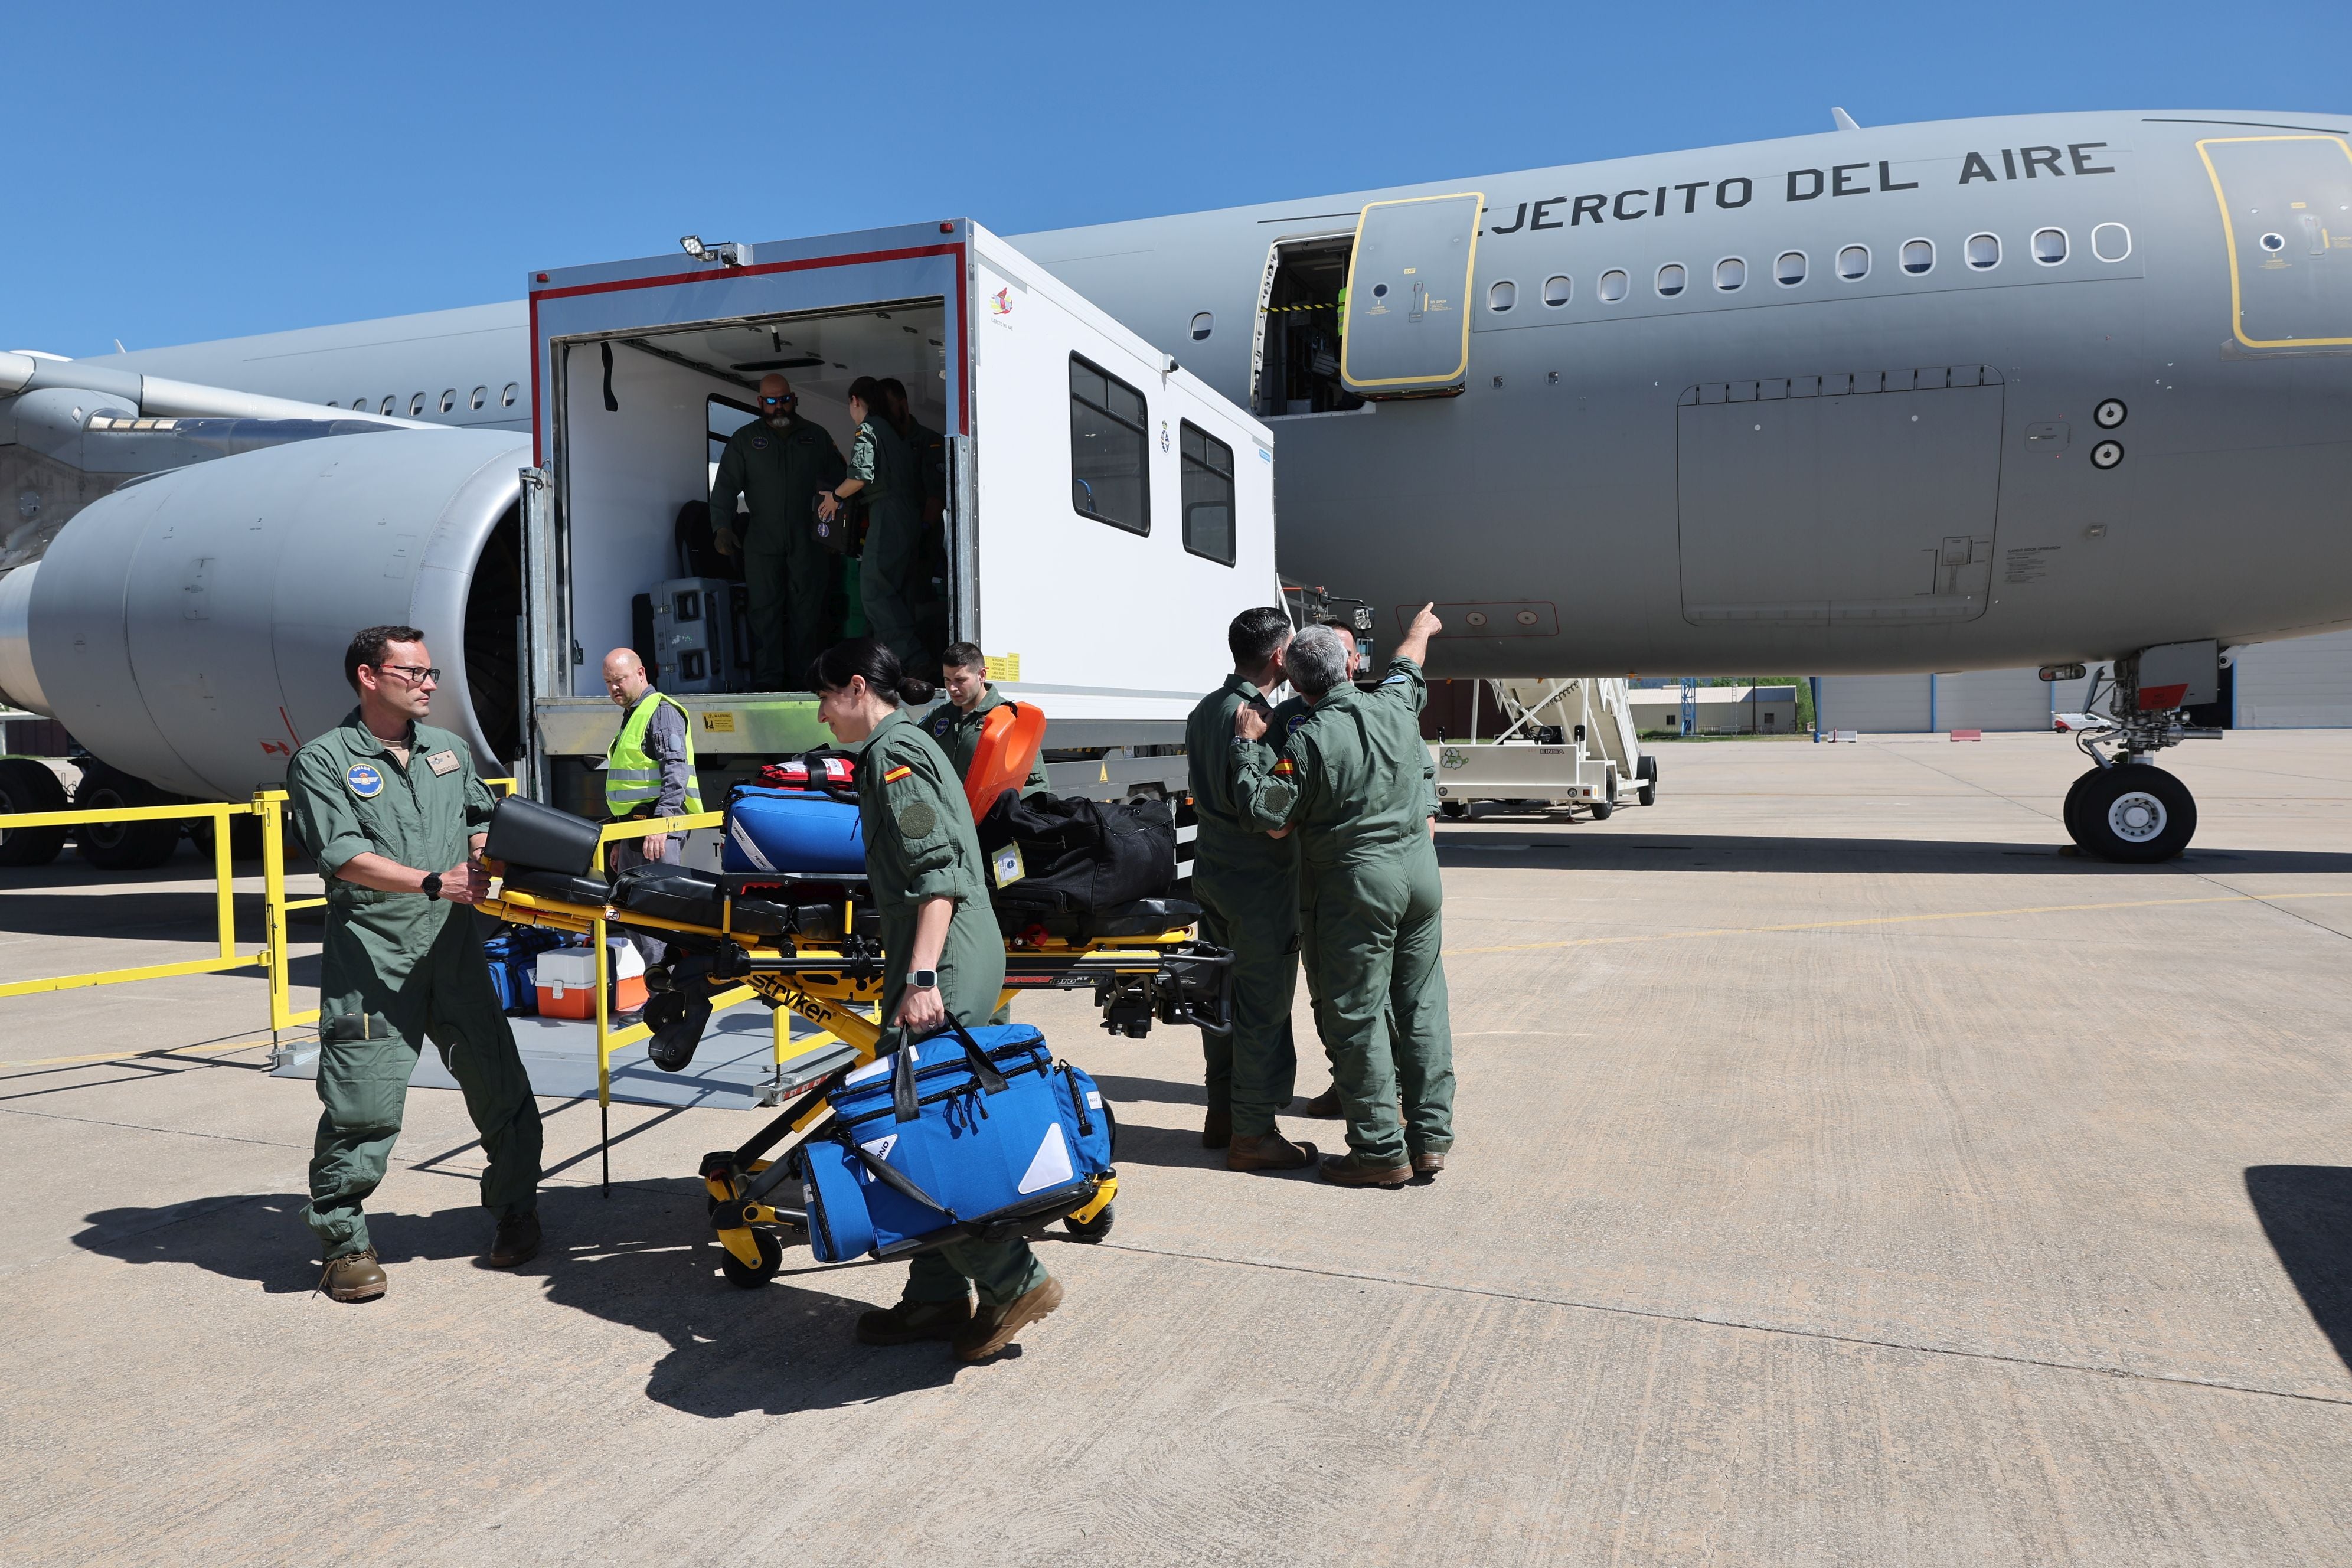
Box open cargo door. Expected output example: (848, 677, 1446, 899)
(1339, 193, 1483, 400)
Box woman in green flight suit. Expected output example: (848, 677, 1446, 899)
(809, 637, 1066, 1361)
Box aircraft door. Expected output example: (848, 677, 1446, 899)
(2198, 136, 2352, 349)
(1340, 193, 1483, 398)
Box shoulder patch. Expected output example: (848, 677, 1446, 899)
(346, 763, 383, 799)
(1271, 757, 1295, 776)
(896, 801, 937, 839)
(883, 763, 914, 784)
(932, 715, 950, 735)
(751, 435, 769, 450)
(1287, 714, 1309, 734)
(1378, 674, 1409, 686)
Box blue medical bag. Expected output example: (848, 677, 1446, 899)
(482, 927, 566, 1016)
(801, 1023, 1116, 1263)
(721, 784, 865, 874)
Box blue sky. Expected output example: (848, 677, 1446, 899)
(9, 2, 2348, 357)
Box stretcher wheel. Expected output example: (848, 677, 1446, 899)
(1063, 1203, 1115, 1243)
(719, 1229, 783, 1288)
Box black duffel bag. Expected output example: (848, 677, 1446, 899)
(976, 792, 1175, 920)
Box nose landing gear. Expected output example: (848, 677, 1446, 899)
(2059, 650, 2220, 863)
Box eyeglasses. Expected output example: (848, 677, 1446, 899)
(377, 664, 441, 685)
(760, 394, 797, 407)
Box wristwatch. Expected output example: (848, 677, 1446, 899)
(906, 968, 939, 989)
(421, 872, 443, 901)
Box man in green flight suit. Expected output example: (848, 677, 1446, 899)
(1232, 605, 1453, 1187)
(929, 642, 1050, 800)
(1183, 607, 1317, 1171)
(286, 626, 544, 1301)
(710, 374, 846, 689)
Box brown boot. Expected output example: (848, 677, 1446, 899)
(1200, 1105, 1233, 1149)
(953, 1276, 1066, 1361)
(856, 1295, 975, 1346)
(321, 1247, 386, 1302)
(485, 1212, 541, 1268)
(1226, 1131, 1318, 1172)
(1319, 1152, 1412, 1188)
(1298, 1086, 1343, 1119)
(1412, 1151, 1447, 1177)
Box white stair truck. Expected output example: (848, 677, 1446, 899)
(519, 220, 1278, 816)
(1429, 677, 1655, 819)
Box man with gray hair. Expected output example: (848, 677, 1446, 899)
(1233, 605, 1453, 1187)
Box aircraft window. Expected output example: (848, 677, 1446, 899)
(1900, 239, 1935, 275)
(1654, 264, 1685, 298)
(2033, 228, 2069, 265)
(380, 396, 396, 415)
(1965, 233, 2001, 270)
(1543, 275, 1572, 306)
(1190, 312, 1213, 341)
(408, 393, 426, 416)
(1837, 245, 1870, 280)
(470, 386, 488, 410)
(1714, 257, 1747, 291)
(2092, 223, 2132, 262)
(1069, 354, 1149, 535)
(1488, 280, 1517, 312)
(1775, 251, 1807, 286)
(439, 388, 458, 413)
(501, 383, 520, 407)
(1180, 420, 1235, 566)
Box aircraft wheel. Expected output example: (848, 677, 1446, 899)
(2061, 768, 2099, 849)
(718, 1228, 783, 1289)
(0, 757, 70, 867)
(74, 767, 181, 871)
(2076, 765, 2196, 863)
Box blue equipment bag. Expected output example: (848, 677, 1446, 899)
(801, 1021, 1116, 1263)
(721, 784, 865, 874)
(482, 927, 565, 1016)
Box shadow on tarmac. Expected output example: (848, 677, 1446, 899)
(2245, 1165, 2352, 1373)
(1436, 832, 2352, 876)
(70, 1182, 974, 1412)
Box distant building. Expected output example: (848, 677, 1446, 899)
(1627, 685, 1798, 735)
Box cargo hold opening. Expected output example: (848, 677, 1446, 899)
(1254, 236, 1365, 418)
(554, 298, 950, 700)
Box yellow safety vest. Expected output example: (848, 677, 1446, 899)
(605, 691, 703, 818)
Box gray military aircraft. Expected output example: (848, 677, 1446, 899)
(3, 107, 2347, 864)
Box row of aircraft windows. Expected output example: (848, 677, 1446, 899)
(336, 383, 521, 416)
(1487, 223, 2134, 311)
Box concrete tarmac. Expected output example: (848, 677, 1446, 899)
(3, 731, 2348, 1565)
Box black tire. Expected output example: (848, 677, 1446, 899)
(1063, 1202, 1115, 1243)
(718, 1227, 783, 1288)
(1636, 783, 1657, 807)
(0, 757, 70, 867)
(1439, 801, 1468, 821)
(73, 767, 181, 871)
(1588, 799, 1613, 821)
(1638, 755, 1658, 783)
(2075, 765, 2196, 863)
(2062, 768, 2099, 848)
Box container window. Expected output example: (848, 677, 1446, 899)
(2032, 228, 2069, 264)
(1775, 251, 1807, 286)
(1901, 239, 1935, 275)
(501, 383, 519, 407)
(1654, 264, 1685, 298)
(1180, 421, 1236, 566)
(1069, 355, 1149, 534)
(469, 386, 488, 410)
(1190, 312, 1213, 341)
(1965, 233, 2001, 270)
(1714, 257, 1747, 291)
(1837, 245, 1871, 280)
(2092, 222, 2132, 262)
(1598, 269, 1629, 302)
(1488, 280, 1517, 312)
(1542, 274, 1572, 306)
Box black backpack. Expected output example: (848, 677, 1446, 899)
(976, 793, 1175, 920)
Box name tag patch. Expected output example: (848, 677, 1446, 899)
(426, 750, 459, 775)
(347, 764, 383, 799)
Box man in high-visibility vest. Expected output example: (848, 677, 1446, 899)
(601, 649, 702, 968)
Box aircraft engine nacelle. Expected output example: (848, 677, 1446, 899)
(0, 428, 531, 801)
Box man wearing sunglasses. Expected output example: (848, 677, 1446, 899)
(708, 373, 847, 688)
(283, 625, 544, 1301)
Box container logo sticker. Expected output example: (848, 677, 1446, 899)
(989, 288, 1014, 316)
(347, 763, 384, 798)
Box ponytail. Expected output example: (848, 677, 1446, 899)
(808, 637, 935, 708)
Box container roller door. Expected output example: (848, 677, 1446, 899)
(2198, 135, 2352, 349)
(1340, 193, 1482, 398)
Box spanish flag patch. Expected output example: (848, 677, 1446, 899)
(883, 764, 913, 784)
(1271, 758, 1295, 776)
